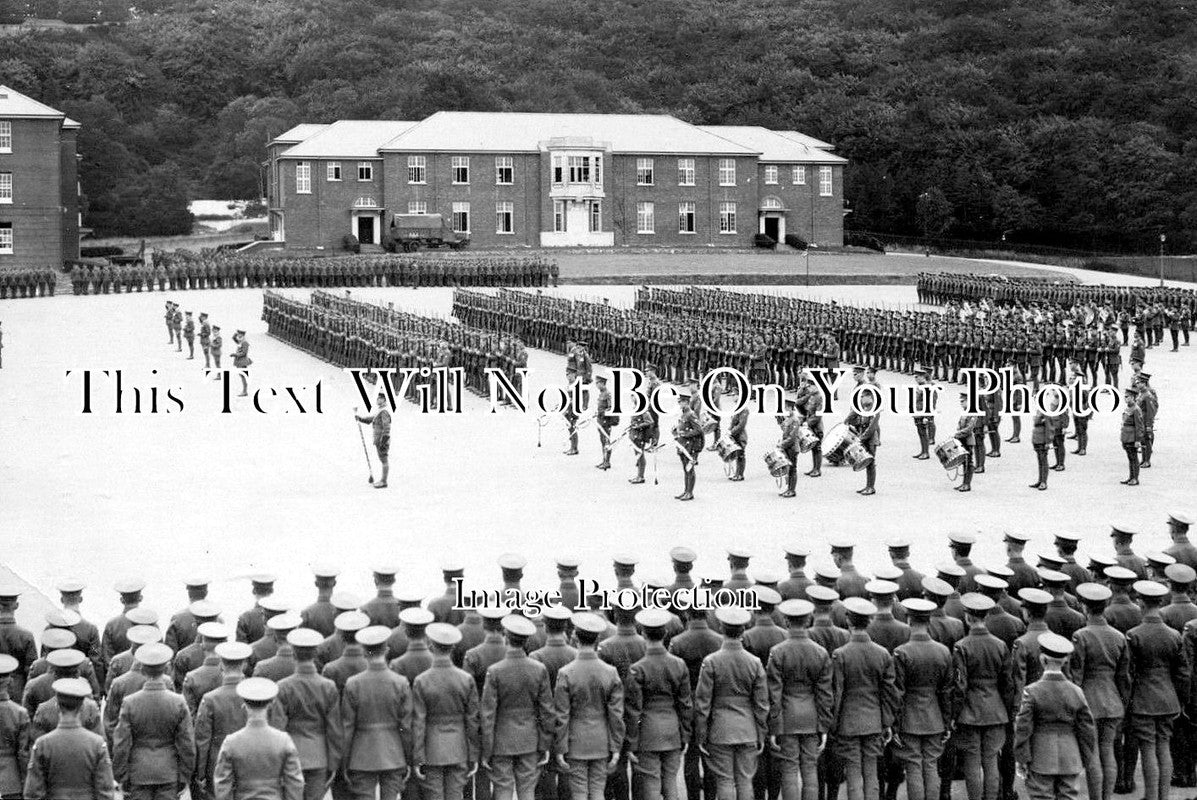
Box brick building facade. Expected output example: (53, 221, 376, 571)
(0, 86, 81, 268)
(267, 112, 846, 252)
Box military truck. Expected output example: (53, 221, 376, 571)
(386, 213, 469, 252)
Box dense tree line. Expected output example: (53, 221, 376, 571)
(0, 0, 1193, 248)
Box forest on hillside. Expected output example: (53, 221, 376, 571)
(1, 0, 1194, 250)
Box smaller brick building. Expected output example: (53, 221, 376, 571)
(0, 86, 81, 268)
(267, 112, 846, 252)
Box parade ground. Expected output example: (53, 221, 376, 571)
(0, 259, 1192, 633)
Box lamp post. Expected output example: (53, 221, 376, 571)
(805, 243, 817, 287)
(1159, 232, 1166, 287)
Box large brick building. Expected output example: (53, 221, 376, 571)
(0, 86, 81, 267)
(266, 112, 846, 251)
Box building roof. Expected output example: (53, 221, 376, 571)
(776, 131, 836, 151)
(698, 125, 846, 164)
(271, 123, 331, 146)
(280, 120, 419, 159)
(379, 111, 759, 156)
(0, 85, 68, 121)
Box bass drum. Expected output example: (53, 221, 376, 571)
(822, 423, 852, 463)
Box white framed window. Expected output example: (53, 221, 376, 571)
(568, 155, 592, 184)
(0, 172, 11, 204)
(495, 156, 513, 185)
(452, 156, 470, 184)
(407, 156, 426, 184)
(792, 165, 806, 185)
(0, 121, 10, 152)
(819, 166, 833, 196)
(0, 224, 11, 254)
(594, 156, 603, 187)
(589, 201, 601, 232)
(636, 158, 654, 186)
(636, 201, 655, 234)
(496, 201, 514, 234)
(677, 158, 695, 186)
(719, 202, 736, 234)
(451, 202, 470, 233)
(295, 162, 311, 194)
(718, 159, 736, 186)
(408, 201, 427, 214)
(327, 162, 341, 182)
(764, 165, 778, 184)
(552, 155, 564, 185)
(357, 162, 373, 182)
(678, 201, 695, 234)
(553, 200, 567, 232)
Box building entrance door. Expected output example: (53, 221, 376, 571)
(356, 215, 375, 245)
(764, 215, 780, 242)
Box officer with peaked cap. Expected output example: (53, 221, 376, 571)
(1165, 511, 1197, 571)
(236, 575, 277, 645)
(164, 577, 216, 653)
(1012, 633, 1096, 800)
(765, 600, 831, 800)
(52, 581, 104, 688)
(777, 547, 813, 602)
(479, 615, 555, 800)
(1103, 568, 1143, 635)
(1160, 564, 1197, 633)
(892, 598, 953, 800)
(301, 566, 341, 638)
(744, 587, 786, 664)
(667, 604, 721, 800)
(953, 593, 1015, 800)
(625, 608, 691, 800)
(829, 598, 898, 800)
(23, 678, 114, 800)
(694, 608, 768, 800)
(342, 625, 413, 800)
(363, 567, 402, 629)
(919, 578, 963, 650)
(669, 548, 698, 594)
(864, 581, 910, 655)
(253, 613, 303, 682)
(982, 565, 1023, 619)
(183, 623, 230, 719)
(104, 635, 173, 750)
(1053, 532, 1092, 591)
(805, 586, 849, 655)
(112, 643, 195, 800)
(0, 584, 36, 706)
(276, 628, 343, 800)
(974, 575, 1025, 649)
(1110, 523, 1148, 580)
(26, 630, 99, 708)
(463, 606, 510, 694)
(412, 623, 479, 800)
(723, 550, 752, 592)
(552, 613, 625, 800)
(1145, 551, 1177, 582)
(107, 615, 163, 692)
(1001, 532, 1039, 595)
(886, 540, 925, 602)
(315, 594, 362, 670)
(172, 602, 223, 690)
(392, 608, 436, 685)
(1071, 583, 1129, 800)
(1040, 570, 1086, 640)
(212, 678, 304, 800)
(26, 646, 88, 721)
(102, 578, 147, 670)
(0, 654, 29, 797)
(829, 540, 869, 600)
(321, 612, 370, 695)
(530, 606, 577, 693)
(934, 563, 967, 622)
(246, 598, 292, 672)
(429, 563, 466, 626)
(948, 533, 983, 594)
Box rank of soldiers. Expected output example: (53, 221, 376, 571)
(917, 272, 1197, 315)
(55, 253, 558, 297)
(3, 517, 1197, 800)
(0, 268, 59, 299)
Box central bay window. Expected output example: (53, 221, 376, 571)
(452, 202, 470, 233)
(719, 202, 736, 234)
(678, 201, 695, 234)
(408, 156, 426, 184)
(718, 159, 736, 186)
(637, 201, 655, 234)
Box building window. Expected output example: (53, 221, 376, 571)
(0, 121, 9, 152)
(819, 166, 833, 196)
(408, 156, 426, 184)
(553, 200, 566, 232)
(792, 165, 806, 185)
(637, 201, 655, 234)
(636, 158, 654, 186)
(452, 202, 470, 233)
(568, 155, 592, 184)
(719, 202, 736, 234)
(408, 201, 427, 214)
(678, 201, 695, 234)
(295, 162, 311, 194)
(718, 159, 736, 186)
(495, 156, 513, 185)
(357, 162, 373, 182)
(452, 156, 470, 184)
(594, 156, 603, 187)
(552, 155, 564, 185)
(0, 172, 10, 204)
(589, 201, 601, 232)
(327, 162, 341, 182)
(677, 158, 695, 186)
(764, 165, 778, 184)
(496, 201, 514, 234)
(0, 224, 11, 254)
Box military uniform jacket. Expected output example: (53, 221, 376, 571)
(1165, 540, 1197, 572)
(1127, 614, 1189, 717)
(360, 594, 401, 629)
(530, 638, 578, 690)
(0, 619, 38, 700)
(391, 641, 433, 686)
(809, 620, 850, 658)
(597, 630, 647, 682)
(626, 643, 692, 752)
(893, 632, 953, 735)
(196, 678, 286, 780)
(412, 656, 480, 767)
(300, 601, 338, 638)
(479, 648, 555, 759)
(694, 640, 769, 747)
(765, 632, 833, 736)
(1013, 673, 1097, 775)
(463, 635, 507, 692)
(276, 663, 343, 772)
(236, 607, 266, 645)
(830, 632, 899, 737)
(669, 624, 723, 689)
(32, 697, 103, 741)
(1105, 596, 1143, 634)
(212, 719, 304, 800)
(342, 662, 413, 771)
(1005, 558, 1041, 595)
(1070, 620, 1130, 720)
(321, 645, 368, 694)
(184, 658, 223, 718)
(866, 613, 911, 654)
(984, 608, 1027, 649)
(0, 696, 30, 795)
(553, 651, 624, 760)
(953, 628, 1014, 727)
(112, 678, 196, 786)
(253, 646, 296, 683)
(743, 619, 786, 665)
(23, 719, 115, 800)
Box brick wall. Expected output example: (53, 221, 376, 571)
(0, 118, 67, 268)
(279, 157, 388, 251)
(754, 163, 843, 247)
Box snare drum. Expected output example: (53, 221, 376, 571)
(716, 434, 742, 462)
(764, 448, 792, 478)
(934, 439, 968, 470)
(842, 439, 874, 472)
(822, 424, 852, 462)
(797, 423, 820, 453)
